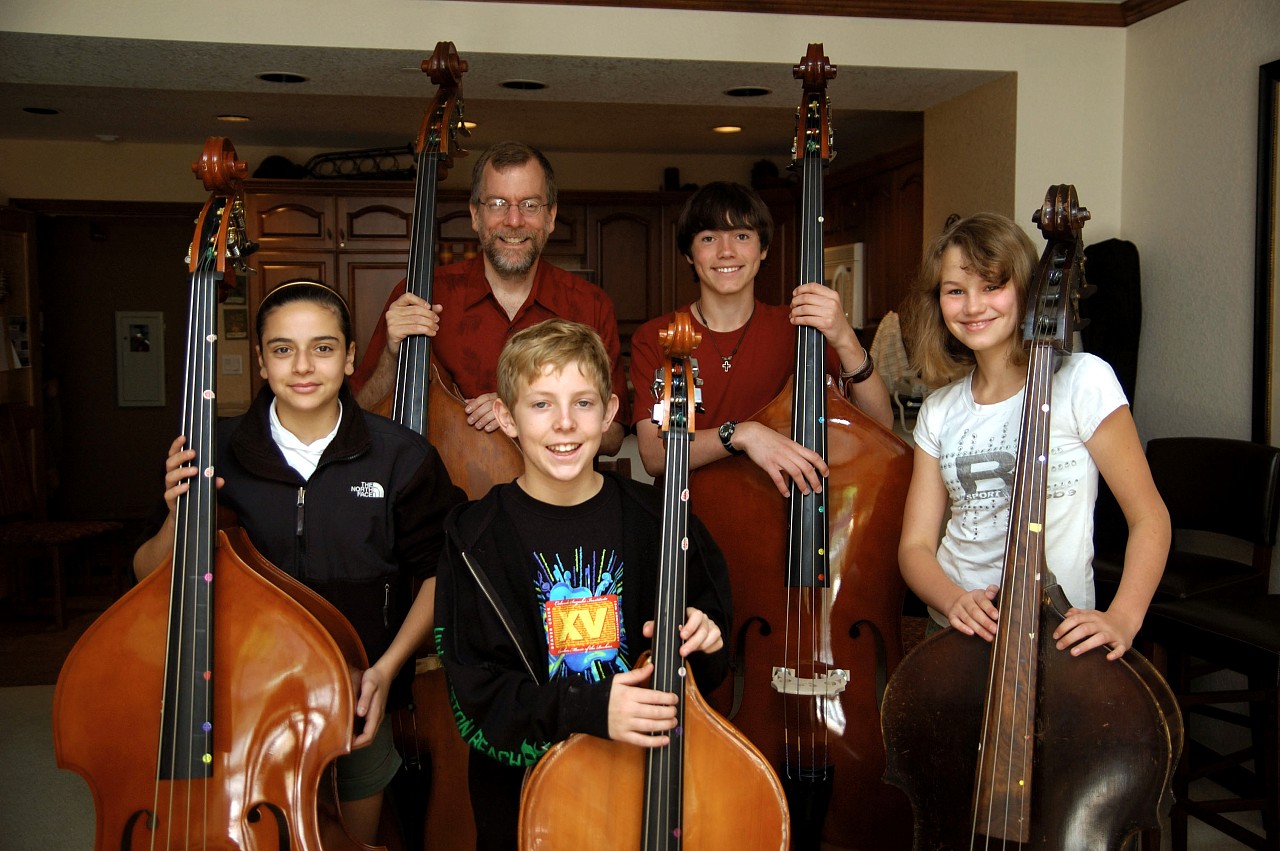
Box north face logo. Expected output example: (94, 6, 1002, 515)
(351, 482, 386, 498)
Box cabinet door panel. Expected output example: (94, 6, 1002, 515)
(251, 252, 334, 293)
(245, 194, 335, 248)
(545, 204, 586, 256)
(437, 203, 478, 265)
(885, 165, 923, 318)
(588, 207, 660, 352)
(341, 254, 410, 360)
(338, 195, 414, 250)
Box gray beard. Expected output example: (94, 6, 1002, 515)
(484, 237, 538, 276)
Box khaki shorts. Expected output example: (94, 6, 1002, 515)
(336, 720, 402, 801)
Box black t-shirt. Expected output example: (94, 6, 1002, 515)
(500, 476, 632, 684)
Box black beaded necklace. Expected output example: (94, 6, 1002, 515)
(693, 299, 756, 372)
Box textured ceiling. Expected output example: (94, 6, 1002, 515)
(0, 32, 1012, 166)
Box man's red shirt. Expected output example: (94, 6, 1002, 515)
(351, 255, 630, 423)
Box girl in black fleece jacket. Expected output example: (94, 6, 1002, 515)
(134, 282, 464, 844)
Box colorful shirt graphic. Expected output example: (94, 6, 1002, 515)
(533, 548, 630, 681)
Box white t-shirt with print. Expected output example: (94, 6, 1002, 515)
(913, 352, 1128, 622)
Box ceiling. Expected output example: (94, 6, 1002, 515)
(0, 0, 1183, 174)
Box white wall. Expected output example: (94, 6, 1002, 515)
(1122, 0, 1280, 443)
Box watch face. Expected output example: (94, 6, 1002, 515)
(719, 422, 737, 452)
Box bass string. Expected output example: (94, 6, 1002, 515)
(395, 148, 441, 434)
(784, 91, 834, 777)
(645, 366, 692, 846)
(159, 234, 222, 845)
(970, 313, 1058, 848)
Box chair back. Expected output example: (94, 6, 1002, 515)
(1146, 436, 1280, 571)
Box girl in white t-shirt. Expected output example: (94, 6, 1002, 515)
(897, 213, 1168, 660)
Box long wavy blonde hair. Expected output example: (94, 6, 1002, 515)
(902, 212, 1038, 387)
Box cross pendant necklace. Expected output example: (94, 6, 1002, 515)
(693, 299, 756, 372)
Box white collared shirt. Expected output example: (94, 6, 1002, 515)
(268, 398, 342, 480)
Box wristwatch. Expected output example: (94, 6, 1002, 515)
(719, 421, 745, 455)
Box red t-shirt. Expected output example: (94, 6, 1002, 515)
(632, 302, 814, 428)
(351, 255, 630, 423)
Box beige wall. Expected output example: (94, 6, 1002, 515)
(3, 0, 1128, 236)
(1122, 0, 1280, 446)
(924, 74, 1018, 240)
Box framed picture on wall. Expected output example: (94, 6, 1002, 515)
(224, 307, 248, 340)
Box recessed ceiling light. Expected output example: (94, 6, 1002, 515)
(23, 106, 60, 115)
(499, 79, 547, 91)
(217, 114, 251, 123)
(256, 71, 309, 84)
(712, 125, 743, 134)
(724, 86, 771, 98)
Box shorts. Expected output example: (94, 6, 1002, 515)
(336, 719, 402, 801)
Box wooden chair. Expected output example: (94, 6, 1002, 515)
(1093, 436, 1280, 608)
(1143, 592, 1280, 850)
(869, 310, 930, 432)
(0, 403, 123, 628)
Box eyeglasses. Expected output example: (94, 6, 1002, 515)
(479, 198, 550, 217)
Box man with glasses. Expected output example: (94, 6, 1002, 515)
(351, 141, 628, 454)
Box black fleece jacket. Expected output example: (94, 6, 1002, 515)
(218, 384, 464, 663)
(434, 473, 732, 769)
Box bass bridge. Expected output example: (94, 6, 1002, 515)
(771, 666, 850, 697)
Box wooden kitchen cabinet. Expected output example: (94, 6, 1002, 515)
(241, 181, 414, 393)
(244, 192, 336, 249)
(587, 203, 663, 349)
(823, 143, 923, 325)
(340, 252, 411, 361)
(238, 166, 918, 371)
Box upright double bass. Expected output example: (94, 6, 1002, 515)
(518, 314, 789, 849)
(372, 40, 524, 498)
(880, 186, 1182, 849)
(53, 138, 378, 851)
(378, 41, 523, 851)
(691, 44, 915, 850)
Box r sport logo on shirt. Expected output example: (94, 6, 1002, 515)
(350, 481, 385, 499)
(955, 450, 1014, 500)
